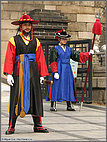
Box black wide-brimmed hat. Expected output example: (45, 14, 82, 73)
(55, 29, 71, 39)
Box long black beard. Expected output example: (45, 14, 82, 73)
(23, 30, 31, 37)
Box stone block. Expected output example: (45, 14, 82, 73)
(92, 77, 98, 88)
(2, 3, 23, 11)
(9, 1, 34, 4)
(92, 77, 106, 88)
(57, 5, 79, 14)
(78, 32, 93, 39)
(77, 14, 95, 23)
(68, 22, 87, 32)
(1, 55, 6, 64)
(92, 89, 106, 104)
(1, 64, 5, 76)
(1, 30, 9, 41)
(73, 1, 80, 5)
(87, 23, 94, 32)
(1, 41, 8, 56)
(1, 54, 6, 75)
(1, 20, 18, 29)
(10, 12, 20, 20)
(1, 1, 8, 4)
(43, 1, 63, 5)
(79, 1, 94, 7)
(79, 6, 95, 14)
(33, 1, 44, 4)
(1, 11, 10, 20)
(23, 4, 44, 11)
(66, 31, 78, 40)
(1, 3, 3, 10)
(101, 16, 106, 24)
(44, 5, 56, 10)
(64, 14, 77, 22)
(62, 1, 74, 5)
(98, 78, 106, 88)
(93, 66, 106, 77)
(2, 3, 43, 11)
(57, 5, 95, 14)
(95, 1, 106, 7)
(1, 29, 17, 41)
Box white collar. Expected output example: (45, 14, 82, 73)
(59, 43, 66, 52)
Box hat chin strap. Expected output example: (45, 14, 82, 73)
(61, 43, 66, 46)
(59, 43, 66, 47)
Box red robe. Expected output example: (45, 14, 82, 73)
(4, 36, 49, 77)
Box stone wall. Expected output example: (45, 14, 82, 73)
(1, 1, 106, 104)
(92, 66, 106, 105)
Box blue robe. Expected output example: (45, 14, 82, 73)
(51, 45, 75, 102)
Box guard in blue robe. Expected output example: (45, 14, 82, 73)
(47, 29, 94, 111)
(51, 45, 75, 102)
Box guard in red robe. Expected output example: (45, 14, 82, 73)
(47, 29, 94, 111)
(4, 13, 49, 134)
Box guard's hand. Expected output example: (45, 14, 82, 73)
(7, 74, 14, 86)
(40, 77, 44, 84)
(54, 73, 59, 79)
(89, 49, 94, 55)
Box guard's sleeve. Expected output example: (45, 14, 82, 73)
(4, 37, 16, 75)
(70, 48, 89, 63)
(36, 38, 49, 77)
(50, 47, 58, 73)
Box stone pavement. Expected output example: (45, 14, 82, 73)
(1, 83, 106, 142)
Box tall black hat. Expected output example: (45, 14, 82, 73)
(55, 29, 71, 39)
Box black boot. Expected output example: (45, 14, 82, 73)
(32, 115, 49, 133)
(50, 101, 57, 111)
(66, 101, 76, 111)
(5, 116, 17, 135)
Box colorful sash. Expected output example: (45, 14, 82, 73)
(15, 54, 36, 117)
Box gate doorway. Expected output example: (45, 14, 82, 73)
(41, 39, 92, 103)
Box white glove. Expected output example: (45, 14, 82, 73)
(54, 73, 59, 79)
(7, 74, 14, 86)
(40, 77, 44, 84)
(89, 49, 94, 55)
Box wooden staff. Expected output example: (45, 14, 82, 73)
(80, 8, 102, 110)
